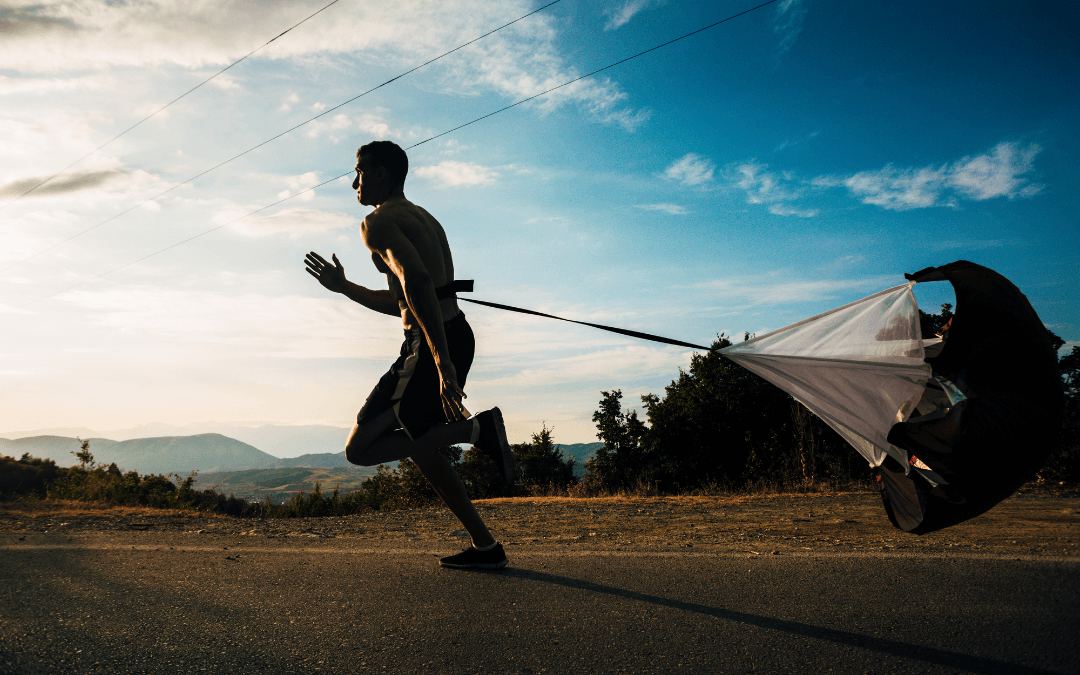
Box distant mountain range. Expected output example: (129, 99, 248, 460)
(0, 429, 604, 478)
(0, 434, 278, 475)
(0, 423, 352, 458)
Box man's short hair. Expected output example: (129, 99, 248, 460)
(357, 141, 408, 185)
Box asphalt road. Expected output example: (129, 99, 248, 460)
(1, 532, 1077, 675)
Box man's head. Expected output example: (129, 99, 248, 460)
(354, 141, 408, 206)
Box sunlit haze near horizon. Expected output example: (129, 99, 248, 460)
(2, 0, 1077, 445)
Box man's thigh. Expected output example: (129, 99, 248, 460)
(345, 407, 399, 463)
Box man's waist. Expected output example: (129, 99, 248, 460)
(402, 311, 466, 338)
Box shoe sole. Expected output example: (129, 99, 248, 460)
(489, 407, 515, 484)
(439, 559, 509, 570)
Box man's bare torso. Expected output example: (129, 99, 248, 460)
(361, 196, 460, 329)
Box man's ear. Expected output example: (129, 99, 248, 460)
(374, 165, 388, 183)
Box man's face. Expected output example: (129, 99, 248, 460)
(352, 155, 378, 206)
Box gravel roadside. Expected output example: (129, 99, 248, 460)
(2, 491, 1078, 557)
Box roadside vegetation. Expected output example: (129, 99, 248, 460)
(3, 307, 1076, 516)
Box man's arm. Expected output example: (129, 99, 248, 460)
(362, 217, 470, 421)
(305, 251, 399, 316)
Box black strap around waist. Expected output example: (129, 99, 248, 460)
(397, 279, 474, 310)
(436, 279, 474, 299)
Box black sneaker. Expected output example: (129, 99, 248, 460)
(474, 407, 515, 483)
(439, 544, 508, 569)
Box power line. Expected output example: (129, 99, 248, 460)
(412, 0, 779, 149)
(0, 0, 566, 275)
(0, 0, 347, 212)
(16, 0, 778, 309)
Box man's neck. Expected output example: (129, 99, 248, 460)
(374, 189, 406, 208)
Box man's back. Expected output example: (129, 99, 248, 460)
(362, 196, 460, 326)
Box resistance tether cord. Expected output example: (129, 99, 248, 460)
(443, 281, 714, 351)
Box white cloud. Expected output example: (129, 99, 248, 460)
(603, 0, 664, 31)
(820, 164, 949, 211)
(303, 111, 397, 143)
(208, 73, 240, 91)
(774, 0, 809, 57)
(635, 203, 687, 215)
(725, 141, 1044, 216)
(684, 273, 896, 307)
(948, 142, 1042, 200)
(664, 153, 715, 186)
(56, 284, 402, 359)
(271, 171, 322, 202)
(231, 207, 356, 239)
(0, 74, 101, 95)
(767, 203, 818, 218)
(415, 161, 498, 188)
(478, 344, 690, 388)
(0, 167, 126, 199)
(0, 1, 647, 132)
(725, 162, 814, 216)
(775, 130, 819, 152)
(815, 142, 1042, 211)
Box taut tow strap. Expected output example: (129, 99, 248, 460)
(444, 280, 713, 351)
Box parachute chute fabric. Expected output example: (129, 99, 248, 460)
(721, 260, 1063, 535)
(718, 281, 931, 473)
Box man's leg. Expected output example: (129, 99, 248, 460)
(345, 409, 496, 548)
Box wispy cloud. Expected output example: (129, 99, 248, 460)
(773, 0, 809, 57)
(816, 165, 949, 211)
(948, 142, 1042, 200)
(232, 207, 356, 239)
(273, 171, 322, 202)
(0, 1, 647, 132)
(815, 142, 1042, 211)
(682, 273, 896, 307)
(0, 168, 126, 199)
(0, 74, 101, 96)
(603, 0, 663, 31)
(477, 344, 690, 388)
(775, 130, 819, 153)
(57, 284, 401, 359)
(415, 161, 499, 188)
(726, 162, 817, 217)
(303, 112, 401, 143)
(725, 141, 1043, 216)
(635, 203, 688, 215)
(664, 153, 715, 186)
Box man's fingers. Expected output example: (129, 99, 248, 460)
(332, 253, 342, 268)
(444, 396, 470, 422)
(308, 251, 329, 265)
(305, 267, 320, 279)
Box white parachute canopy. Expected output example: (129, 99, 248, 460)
(719, 282, 931, 469)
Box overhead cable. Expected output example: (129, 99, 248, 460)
(0, 0, 347, 212)
(1, 0, 566, 274)
(17, 0, 778, 309)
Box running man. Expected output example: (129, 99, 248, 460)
(304, 140, 514, 569)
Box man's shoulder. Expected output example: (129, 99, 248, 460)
(360, 204, 401, 241)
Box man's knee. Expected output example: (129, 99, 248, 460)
(345, 425, 378, 466)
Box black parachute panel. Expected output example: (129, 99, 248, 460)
(882, 261, 1065, 534)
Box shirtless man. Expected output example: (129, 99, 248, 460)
(304, 140, 514, 569)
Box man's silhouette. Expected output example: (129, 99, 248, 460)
(305, 140, 513, 569)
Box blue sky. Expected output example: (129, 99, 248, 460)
(1, 0, 1077, 445)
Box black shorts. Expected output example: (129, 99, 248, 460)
(356, 312, 475, 440)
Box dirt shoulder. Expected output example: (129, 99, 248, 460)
(2, 491, 1078, 557)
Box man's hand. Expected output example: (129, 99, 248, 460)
(438, 362, 471, 422)
(305, 252, 346, 293)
